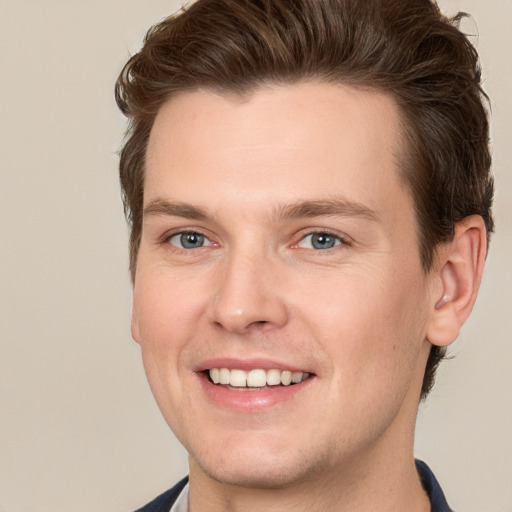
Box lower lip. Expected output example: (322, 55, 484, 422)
(198, 373, 314, 411)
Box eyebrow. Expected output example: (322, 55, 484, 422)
(143, 199, 208, 220)
(274, 198, 379, 222)
(143, 197, 379, 222)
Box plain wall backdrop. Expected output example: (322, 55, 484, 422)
(0, 1, 510, 511)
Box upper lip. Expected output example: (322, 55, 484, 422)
(195, 357, 313, 374)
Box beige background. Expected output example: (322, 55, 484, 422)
(0, 1, 510, 511)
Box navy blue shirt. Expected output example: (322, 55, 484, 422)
(134, 460, 453, 512)
(416, 459, 454, 512)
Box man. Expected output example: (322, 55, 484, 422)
(115, 0, 493, 510)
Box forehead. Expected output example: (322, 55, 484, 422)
(145, 81, 410, 220)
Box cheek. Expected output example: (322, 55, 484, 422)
(132, 276, 197, 433)
(134, 265, 209, 341)
(132, 271, 200, 385)
(296, 265, 427, 378)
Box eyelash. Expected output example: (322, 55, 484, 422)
(162, 228, 350, 252)
(295, 229, 350, 250)
(164, 230, 214, 250)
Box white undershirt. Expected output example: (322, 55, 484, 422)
(169, 482, 189, 512)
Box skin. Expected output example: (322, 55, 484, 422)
(131, 82, 486, 511)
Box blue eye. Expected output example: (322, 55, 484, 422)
(298, 232, 342, 250)
(169, 232, 212, 249)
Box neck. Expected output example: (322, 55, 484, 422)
(188, 444, 430, 512)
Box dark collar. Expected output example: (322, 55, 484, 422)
(416, 459, 454, 512)
(133, 476, 188, 512)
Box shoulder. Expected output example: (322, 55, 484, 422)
(133, 476, 189, 512)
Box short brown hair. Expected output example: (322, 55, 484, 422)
(115, 0, 493, 398)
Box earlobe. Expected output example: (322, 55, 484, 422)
(426, 215, 487, 347)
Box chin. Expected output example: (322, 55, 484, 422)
(187, 433, 331, 490)
(198, 457, 317, 489)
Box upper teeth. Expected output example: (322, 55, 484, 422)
(209, 368, 309, 388)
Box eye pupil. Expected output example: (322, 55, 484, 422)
(311, 233, 336, 249)
(181, 232, 204, 248)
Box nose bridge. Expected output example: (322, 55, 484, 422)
(209, 242, 288, 333)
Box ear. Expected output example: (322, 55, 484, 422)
(426, 215, 487, 347)
(131, 305, 141, 345)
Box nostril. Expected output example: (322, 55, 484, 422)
(247, 320, 270, 330)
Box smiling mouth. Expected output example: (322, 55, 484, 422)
(207, 368, 311, 389)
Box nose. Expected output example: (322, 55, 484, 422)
(208, 251, 289, 334)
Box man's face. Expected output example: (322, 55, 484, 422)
(132, 82, 435, 487)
